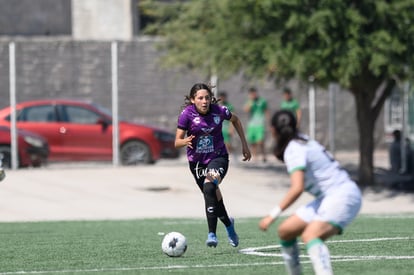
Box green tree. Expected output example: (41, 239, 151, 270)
(142, 0, 414, 186)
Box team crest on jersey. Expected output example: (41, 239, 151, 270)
(213, 115, 220, 125)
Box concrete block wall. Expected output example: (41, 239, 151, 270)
(0, 0, 71, 36)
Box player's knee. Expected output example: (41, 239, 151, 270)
(277, 225, 288, 240)
(206, 171, 221, 184)
(301, 231, 328, 244)
(278, 223, 297, 241)
(301, 223, 339, 243)
(203, 181, 217, 197)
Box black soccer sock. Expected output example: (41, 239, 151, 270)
(203, 182, 218, 233)
(216, 199, 231, 227)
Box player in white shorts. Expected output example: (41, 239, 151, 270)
(259, 110, 362, 275)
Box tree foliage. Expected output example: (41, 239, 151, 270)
(142, 0, 414, 82)
(141, 0, 414, 185)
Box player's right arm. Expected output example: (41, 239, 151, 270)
(175, 128, 195, 149)
(279, 170, 305, 210)
(259, 170, 305, 231)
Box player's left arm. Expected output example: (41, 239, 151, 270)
(229, 113, 251, 161)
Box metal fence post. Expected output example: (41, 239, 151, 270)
(9, 42, 18, 170)
(111, 41, 120, 166)
(308, 76, 316, 140)
(329, 83, 339, 156)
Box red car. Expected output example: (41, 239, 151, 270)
(0, 100, 179, 165)
(0, 126, 49, 168)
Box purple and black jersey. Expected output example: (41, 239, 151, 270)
(177, 104, 232, 164)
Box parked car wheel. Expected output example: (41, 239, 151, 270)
(0, 146, 12, 169)
(120, 140, 152, 165)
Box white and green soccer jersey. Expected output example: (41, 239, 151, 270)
(284, 135, 351, 198)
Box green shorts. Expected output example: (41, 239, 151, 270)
(222, 130, 231, 144)
(247, 125, 265, 144)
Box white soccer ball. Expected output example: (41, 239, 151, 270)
(161, 231, 187, 257)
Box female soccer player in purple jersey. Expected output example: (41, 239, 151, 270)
(175, 83, 251, 248)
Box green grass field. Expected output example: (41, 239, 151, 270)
(0, 215, 413, 275)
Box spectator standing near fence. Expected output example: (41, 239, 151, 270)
(390, 130, 403, 173)
(244, 87, 269, 163)
(280, 87, 302, 127)
(389, 129, 413, 174)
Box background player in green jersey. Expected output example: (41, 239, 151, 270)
(244, 87, 269, 163)
(280, 87, 301, 127)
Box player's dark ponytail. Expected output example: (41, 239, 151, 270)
(271, 110, 298, 162)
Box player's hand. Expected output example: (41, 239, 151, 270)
(259, 215, 275, 231)
(184, 135, 195, 149)
(241, 146, 251, 161)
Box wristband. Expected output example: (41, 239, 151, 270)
(269, 206, 282, 219)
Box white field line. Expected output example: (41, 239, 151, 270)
(239, 236, 411, 254)
(362, 214, 414, 219)
(1, 237, 413, 274)
(162, 215, 414, 224)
